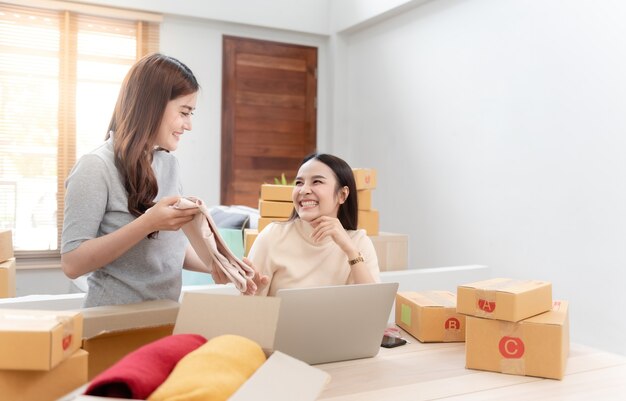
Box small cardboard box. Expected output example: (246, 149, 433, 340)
(258, 216, 289, 232)
(457, 278, 552, 322)
(357, 189, 372, 210)
(0, 309, 83, 370)
(465, 300, 569, 380)
(358, 209, 379, 236)
(260, 184, 294, 202)
(244, 228, 258, 257)
(258, 200, 294, 218)
(1, 349, 88, 401)
(79, 300, 179, 379)
(369, 233, 408, 271)
(0, 229, 13, 262)
(0, 257, 16, 298)
(63, 292, 330, 401)
(396, 291, 465, 342)
(353, 168, 377, 190)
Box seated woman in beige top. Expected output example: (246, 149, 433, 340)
(247, 153, 380, 297)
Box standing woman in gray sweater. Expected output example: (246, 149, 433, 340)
(61, 53, 258, 307)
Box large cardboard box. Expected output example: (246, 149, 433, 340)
(258, 199, 294, 218)
(244, 228, 258, 257)
(396, 291, 465, 342)
(0, 257, 16, 298)
(357, 189, 372, 210)
(0, 309, 83, 370)
(62, 292, 330, 401)
(0, 229, 13, 262)
(80, 300, 179, 379)
(1, 349, 88, 401)
(260, 184, 294, 202)
(369, 232, 408, 271)
(358, 209, 379, 236)
(353, 168, 377, 190)
(258, 216, 289, 232)
(457, 278, 552, 322)
(465, 300, 569, 380)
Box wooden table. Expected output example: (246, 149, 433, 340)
(316, 332, 626, 400)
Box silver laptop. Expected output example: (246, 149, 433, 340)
(273, 282, 399, 365)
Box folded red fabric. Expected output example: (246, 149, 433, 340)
(84, 333, 207, 399)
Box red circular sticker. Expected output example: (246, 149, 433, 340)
(499, 336, 525, 359)
(444, 317, 461, 330)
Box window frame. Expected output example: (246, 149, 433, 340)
(1, 1, 161, 264)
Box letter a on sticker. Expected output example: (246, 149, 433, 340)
(478, 299, 496, 312)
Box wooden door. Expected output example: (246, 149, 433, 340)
(221, 36, 317, 207)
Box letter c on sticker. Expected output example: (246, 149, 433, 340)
(499, 336, 524, 359)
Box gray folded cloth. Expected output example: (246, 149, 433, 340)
(174, 197, 255, 292)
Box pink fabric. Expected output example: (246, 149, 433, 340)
(174, 197, 255, 292)
(85, 334, 206, 399)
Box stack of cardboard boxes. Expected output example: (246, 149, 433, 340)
(394, 278, 569, 380)
(244, 184, 295, 256)
(457, 278, 569, 380)
(0, 230, 16, 298)
(0, 309, 87, 401)
(354, 168, 408, 271)
(353, 168, 379, 236)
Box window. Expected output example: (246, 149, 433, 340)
(0, 2, 159, 256)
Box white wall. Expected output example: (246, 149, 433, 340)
(74, 0, 330, 35)
(339, 0, 626, 354)
(159, 16, 329, 205)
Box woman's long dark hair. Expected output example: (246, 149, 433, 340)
(106, 53, 199, 237)
(290, 153, 359, 230)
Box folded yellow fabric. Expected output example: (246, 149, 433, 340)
(147, 334, 266, 401)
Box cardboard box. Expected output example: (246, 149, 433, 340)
(258, 216, 289, 232)
(353, 168, 377, 190)
(258, 200, 294, 218)
(457, 278, 552, 322)
(1, 349, 88, 401)
(62, 292, 330, 401)
(357, 189, 372, 210)
(358, 209, 379, 236)
(0, 309, 83, 370)
(260, 184, 294, 202)
(80, 300, 179, 379)
(0, 257, 16, 298)
(0, 229, 13, 262)
(369, 233, 408, 271)
(244, 229, 258, 257)
(465, 300, 569, 380)
(396, 291, 465, 342)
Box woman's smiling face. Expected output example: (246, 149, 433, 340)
(292, 159, 347, 222)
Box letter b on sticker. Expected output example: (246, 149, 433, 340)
(499, 336, 524, 359)
(445, 317, 461, 330)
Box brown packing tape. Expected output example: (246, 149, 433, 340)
(498, 321, 526, 376)
(472, 278, 537, 317)
(420, 291, 457, 308)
